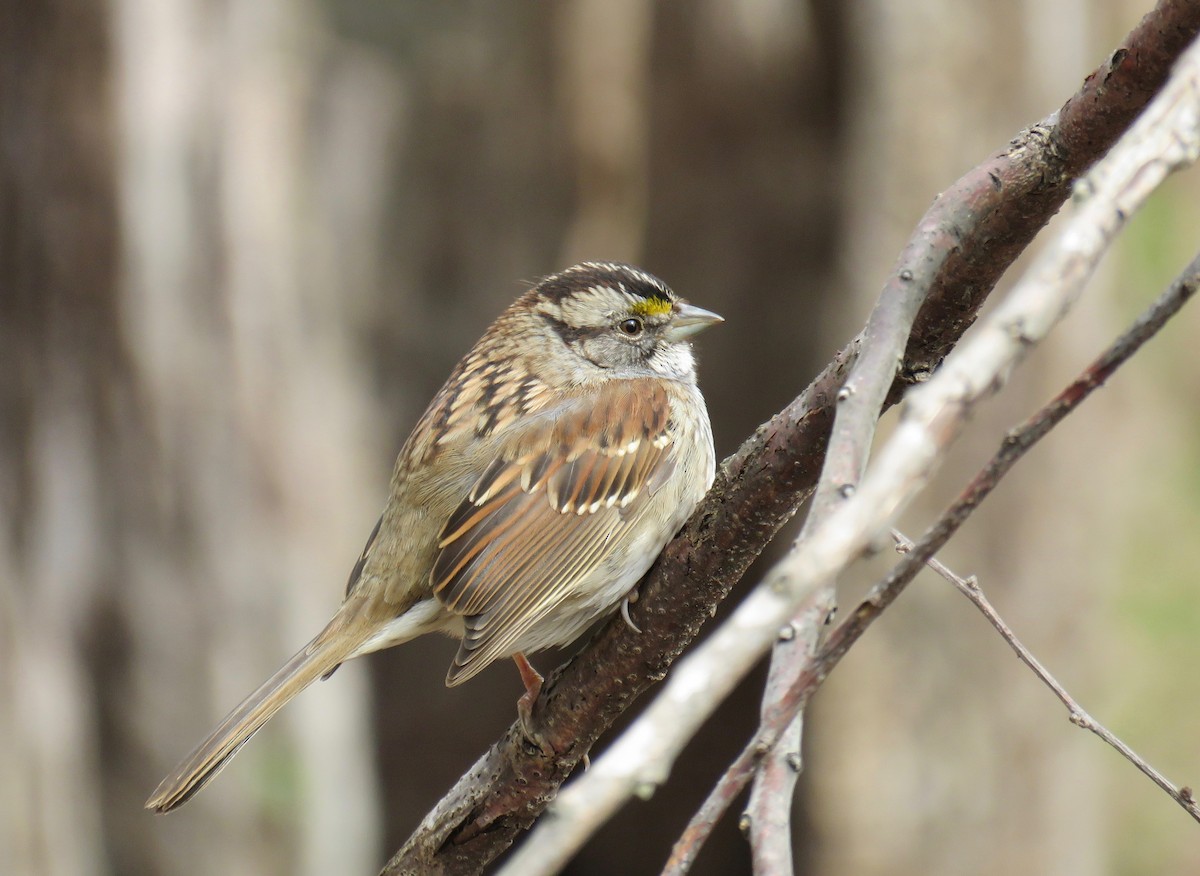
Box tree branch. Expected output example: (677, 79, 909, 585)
(743, 597, 826, 874)
(495, 35, 1200, 876)
(663, 245, 1200, 873)
(896, 531, 1200, 825)
(745, 197, 924, 872)
(747, 0, 1200, 854)
(745, 39, 948, 860)
(382, 6, 1200, 873)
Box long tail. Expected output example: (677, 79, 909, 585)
(145, 629, 362, 813)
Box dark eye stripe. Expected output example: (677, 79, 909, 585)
(538, 312, 600, 344)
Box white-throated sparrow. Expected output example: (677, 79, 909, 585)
(147, 262, 721, 812)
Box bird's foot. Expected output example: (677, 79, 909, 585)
(513, 652, 554, 757)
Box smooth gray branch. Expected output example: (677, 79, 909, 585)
(743, 598, 827, 873)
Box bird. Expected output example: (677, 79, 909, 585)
(146, 262, 721, 813)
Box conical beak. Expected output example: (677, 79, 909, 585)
(666, 302, 724, 342)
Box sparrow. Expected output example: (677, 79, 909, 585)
(146, 262, 721, 812)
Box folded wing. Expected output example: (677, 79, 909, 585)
(432, 380, 675, 684)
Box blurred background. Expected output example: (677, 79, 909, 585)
(3, 1, 1199, 874)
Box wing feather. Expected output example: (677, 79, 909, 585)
(430, 380, 675, 684)
(459, 509, 618, 668)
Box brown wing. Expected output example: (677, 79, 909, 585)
(432, 380, 675, 684)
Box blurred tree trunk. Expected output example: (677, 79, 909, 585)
(1, 1, 120, 873)
(2, 1, 398, 873)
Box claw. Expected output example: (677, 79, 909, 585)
(620, 595, 642, 633)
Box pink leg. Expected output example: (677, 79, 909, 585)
(512, 652, 553, 756)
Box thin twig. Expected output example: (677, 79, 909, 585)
(744, 596, 828, 872)
(663, 250, 1200, 871)
(663, 744, 762, 876)
(746, 166, 931, 872)
(894, 530, 1200, 825)
(497, 35, 1200, 876)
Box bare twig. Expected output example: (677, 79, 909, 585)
(742, 667, 805, 872)
(894, 530, 1200, 825)
(743, 597, 827, 873)
(663, 743, 762, 875)
(746, 168, 931, 872)
(383, 8, 1200, 871)
(663, 248, 1200, 872)
(496, 39, 1200, 876)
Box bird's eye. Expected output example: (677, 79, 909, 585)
(619, 317, 644, 336)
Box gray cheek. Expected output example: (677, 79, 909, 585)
(576, 337, 607, 367)
(580, 335, 640, 370)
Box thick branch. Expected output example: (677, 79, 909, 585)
(383, 6, 1200, 873)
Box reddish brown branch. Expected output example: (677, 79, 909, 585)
(899, 0, 1200, 385)
(382, 5, 1200, 873)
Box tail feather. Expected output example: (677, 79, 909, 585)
(145, 633, 358, 813)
